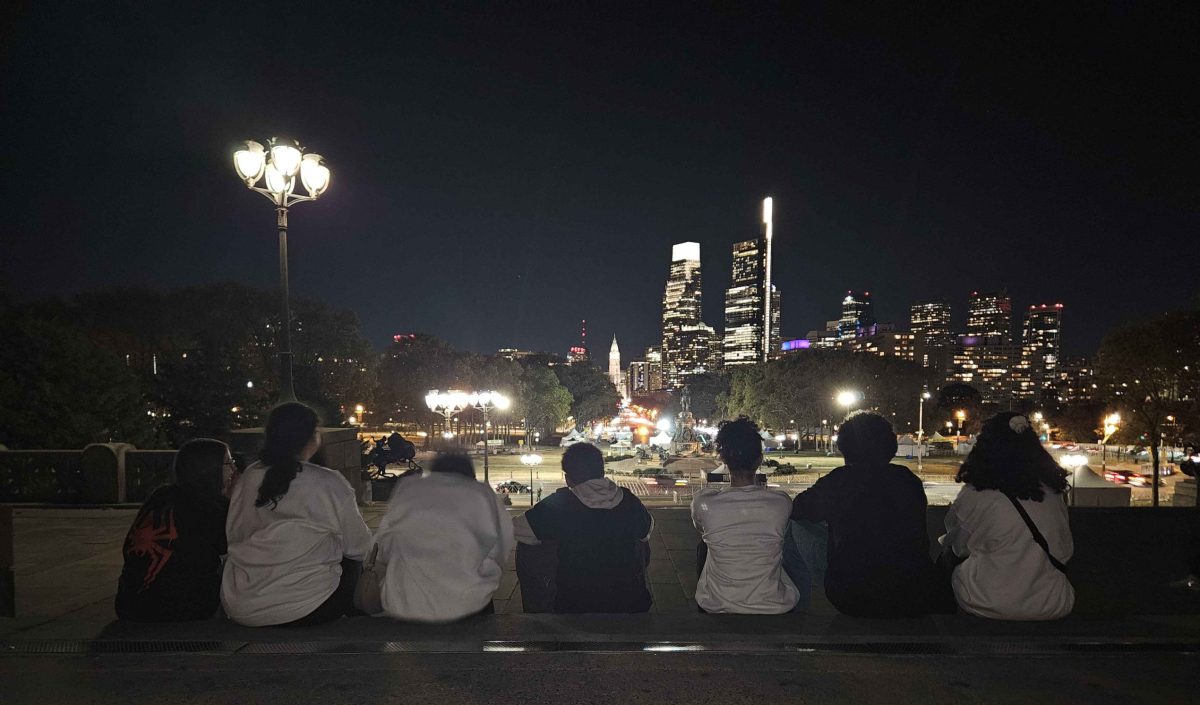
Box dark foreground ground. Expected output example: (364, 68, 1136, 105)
(2, 506, 1198, 704)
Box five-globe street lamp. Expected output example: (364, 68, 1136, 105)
(954, 409, 967, 449)
(425, 390, 468, 446)
(469, 391, 511, 485)
(521, 453, 542, 506)
(232, 138, 331, 402)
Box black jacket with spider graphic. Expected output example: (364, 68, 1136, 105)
(115, 485, 228, 621)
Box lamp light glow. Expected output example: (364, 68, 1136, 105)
(233, 140, 266, 183)
(300, 153, 330, 197)
(269, 140, 302, 177)
(264, 163, 294, 195)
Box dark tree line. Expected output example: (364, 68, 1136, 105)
(0, 283, 375, 448)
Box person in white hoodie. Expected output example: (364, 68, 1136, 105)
(222, 402, 372, 627)
(370, 453, 512, 622)
(513, 442, 653, 613)
(940, 412, 1074, 620)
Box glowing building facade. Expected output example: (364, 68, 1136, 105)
(1014, 304, 1064, 400)
(910, 300, 954, 371)
(722, 197, 780, 366)
(966, 291, 1012, 338)
(661, 242, 715, 387)
(838, 291, 876, 340)
(608, 336, 621, 390)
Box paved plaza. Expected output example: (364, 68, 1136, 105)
(2, 505, 1198, 703)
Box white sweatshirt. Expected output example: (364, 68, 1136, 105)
(374, 472, 514, 622)
(692, 485, 799, 614)
(221, 461, 372, 626)
(941, 485, 1074, 621)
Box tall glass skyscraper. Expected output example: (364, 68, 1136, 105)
(838, 291, 876, 340)
(910, 299, 954, 370)
(1014, 304, 1064, 399)
(966, 290, 1013, 339)
(722, 197, 780, 366)
(661, 242, 714, 387)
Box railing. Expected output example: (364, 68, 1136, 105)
(0, 451, 86, 503)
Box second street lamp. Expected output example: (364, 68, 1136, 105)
(232, 137, 331, 402)
(917, 390, 931, 473)
(469, 391, 511, 485)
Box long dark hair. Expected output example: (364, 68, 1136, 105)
(174, 438, 228, 499)
(956, 411, 1069, 501)
(255, 402, 319, 509)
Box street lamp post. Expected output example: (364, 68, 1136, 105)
(917, 391, 931, 472)
(425, 390, 468, 448)
(521, 453, 542, 507)
(469, 391, 511, 486)
(1101, 413, 1120, 469)
(233, 138, 331, 403)
(954, 409, 966, 449)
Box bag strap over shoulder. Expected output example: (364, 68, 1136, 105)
(1005, 494, 1067, 574)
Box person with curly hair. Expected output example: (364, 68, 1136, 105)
(940, 411, 1074, 620)
(692, 416, 801, 613)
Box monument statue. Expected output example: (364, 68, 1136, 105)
(671, 386, 703, 457)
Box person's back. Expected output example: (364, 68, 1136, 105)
(514, 443, 652, 613)
(374, 454, 513, 622)
(115, 439, 231, 622)
(693, 417, 799, 613)
(791, 412, 940, 617)
(222, 403, 372, 627)
(941, 412, 1074, 620)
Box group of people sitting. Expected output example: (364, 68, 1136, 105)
(116, 401, 1073, 625)
(692, 411, 1073, 620)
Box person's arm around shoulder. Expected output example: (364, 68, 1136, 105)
(791, 467, 844, 522)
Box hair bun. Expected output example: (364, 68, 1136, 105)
(1009, 415, 1031, 434)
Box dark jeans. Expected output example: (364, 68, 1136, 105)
(278, 558, 362, 628)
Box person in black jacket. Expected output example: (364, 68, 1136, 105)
(115, 438, 233, 621)
(789, 410, 948, 617)
(513, 443, 653, 613)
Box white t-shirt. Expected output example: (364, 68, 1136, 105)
(374, 472, 513, 622)
(222, 461, 372, 626)
(691, 485, 799, 614)
(942, 485, 1074, 620)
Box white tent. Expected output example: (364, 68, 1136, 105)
(649, 431, 673, 449)
(896, 433, 921, 457)
(560, 428, 587, 447)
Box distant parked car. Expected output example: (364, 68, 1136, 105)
(495, 481, 530, 494)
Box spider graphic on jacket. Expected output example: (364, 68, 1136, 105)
(125, 509, 178, 590)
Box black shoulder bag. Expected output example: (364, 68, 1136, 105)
(1005, 495, 1068, 574)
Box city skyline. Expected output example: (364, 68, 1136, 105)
(2, 5, 1195, 361)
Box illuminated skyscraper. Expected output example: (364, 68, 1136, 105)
(608, 336, 621, 391)
(910, 300, 954, 371)
(722, 197, 781, 366)
(1014, 304, 1064, 400)
(661, 242, 713, 387)
(838, 291, 876, 340)
(966, 291, 1012, 339)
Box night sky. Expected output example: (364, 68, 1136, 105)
(2, 3, 1196, 359)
